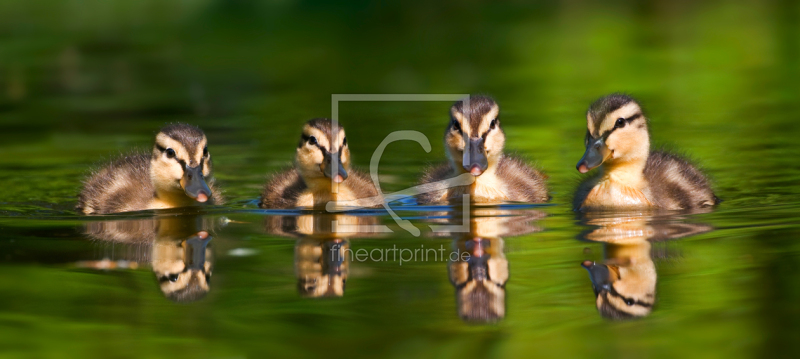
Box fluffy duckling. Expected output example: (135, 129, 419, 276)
(260, 118, 380, 209)
(574, 94, 718, 211)
(417, 96, 548, 204)
(77, 123, 223, 214)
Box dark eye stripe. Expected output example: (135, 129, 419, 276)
(596, 113, 643, 139)
(299, 134, 330, 154)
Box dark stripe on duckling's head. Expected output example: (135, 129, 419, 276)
(306, 118, 334, 139)
(159, 123, 206, 155)
(450, 95, 499, 137)
(594, 112, 644, 140)
(588, 93, 636, 125)
(299, 118, 347, 151)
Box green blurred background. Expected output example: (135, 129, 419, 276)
(1, 0, 799, 358)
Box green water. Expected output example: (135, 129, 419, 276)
(2, 0, 800, 358)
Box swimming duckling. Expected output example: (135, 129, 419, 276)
(417, 96, 548, 204)
(259, 118, 380, 209)
(77, 123, 223, 214)
(574, 94, 718, 211)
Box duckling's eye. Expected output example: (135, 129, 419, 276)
(165, 148, 176, 158)
(615, 118, 626, 129)
(625, 298, 635, 306)
(451, 120, 462, 133)
(308, 136, 318, 145)
(202, 146, 208, 157)
(168, 274, 179, 282)
(490, 119, 498, 130)
(342, 137, 347, 147)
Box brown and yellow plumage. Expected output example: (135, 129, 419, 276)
(417, 95, 548, 204)
(259, 118, 380, 209)
(574, 94, 718, 211)
(77, 123, 224, 214)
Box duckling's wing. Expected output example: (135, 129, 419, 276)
(644, 151, 718, 209)
(344, 168, 381, 204)
(259, 168, 307, 209)
(496, 155, 549, 203)
(77, 151, 153, 214)
(415, 163, 455, 205)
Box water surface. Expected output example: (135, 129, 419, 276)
(1, 0, 800, 358)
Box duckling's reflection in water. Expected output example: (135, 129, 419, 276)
(434, 208, 544, 323)
(265, 214, 381, 298)
(579, 211, 712, 320)
(82, 215, 217, 303)
(295, 238, 349, 297)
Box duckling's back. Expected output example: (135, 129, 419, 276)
(259, 168, 308, 209)
(495, 155, 549, 203)
(77, 152, 153, 214)
(644, 151, 718, 209)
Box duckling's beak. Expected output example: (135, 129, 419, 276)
(582, 260, 612, 295)
(463, 137, 488, 176)
(321, 152, 348, 183)
(182, 164, 212, 202)
(577, 138, 610, 173)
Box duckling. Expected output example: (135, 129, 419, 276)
(574, 94, 718, 211)
(77, 123, 223, 214)
(259, 118, 380, 209)
(417, 96, 548, 204)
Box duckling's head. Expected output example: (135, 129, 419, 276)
(151, 123, 213, 202)
(577, 94, 650, 173)
(446, 96, 505, 177)
(295, 118, 350, 188)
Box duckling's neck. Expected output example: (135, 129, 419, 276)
(582, 152, 652, 210)
(601, 156, 648, 189)
(300, 177, 357, 208)
(467, 166, 508, 202)
(152, 188, 198, 209)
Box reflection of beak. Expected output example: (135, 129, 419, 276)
(182, 164, 212, 202)
(462, 137, 488, 176)
(582, 260, 612, 294)
(321, 152, 348, 183)
(184, 231, 211, 271)
(576, 138, 611, 173)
